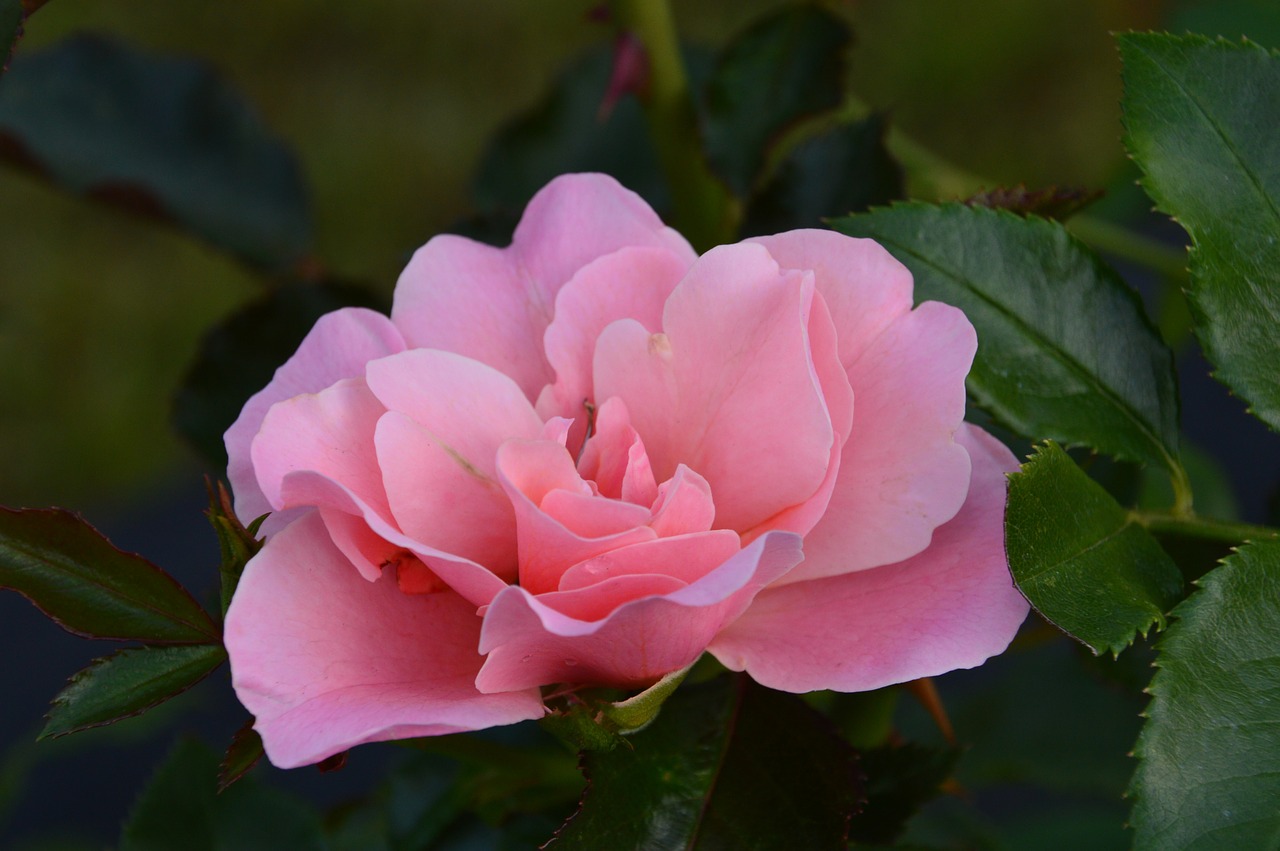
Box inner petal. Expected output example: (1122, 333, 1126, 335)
(576, 396, 658, 505)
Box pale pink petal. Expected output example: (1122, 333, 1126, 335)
(497, 439, 655, 595)
(537, 246, 690, 446)
(558, 530, 741, 591)
(225, 512, 544, 769)
(375, 412, 518, 581)
(779, 301, 976, 584)
(576, 397, 658, 505)
(475, 530, 804, 692)
(536, 574, 689, 622)
(594, 243, 835, 532)
(540, 490, 653, 538)
(648, 465, 717, 538)
(250, 377, 389, 517)
(749, 229, 913, 370)
(392, 174, 694, 400)
(709, 425, 1028, 693)
(279, 471, 509, 607)
(225, 308, 404, 526)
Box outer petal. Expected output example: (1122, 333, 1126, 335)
(225, 513, 544, 769)
(708, 424, 1029, 693)
(225, 308, 405, 528)
(780, 301, 976, 584)
(475, 530, 804, 692)
(594, 243, 835, 533)
(392, 174, 694, 400)
(749, 229, 913, 370)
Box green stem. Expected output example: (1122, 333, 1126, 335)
(1131, 509, 1279, 545)
(1064, 216, 1188, 284)
(609, 0, 735, 250)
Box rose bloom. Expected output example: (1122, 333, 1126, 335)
(223, 174, 1029, 768)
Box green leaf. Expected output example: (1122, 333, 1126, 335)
(41, 644, 225, 739)
(172, 280, 388, 469)
(849, 742, 959, 846)
(1, 0, 42, 75)
(217, 720, 264, 792)
(121, 739, 325, 851)
(1130, 541, 1280, 850)
(1121, 34, 1280, 431)
(205, 480, 262, 618)
(0, 507, 219, 643)
(0, 34, 312, 271)
(548, 675, 861, 850)
(702, 5, 852, 197)
(1007, 442, 1184, 655)
(834, 203, 1182, 473)
(740, 112, 905, 237)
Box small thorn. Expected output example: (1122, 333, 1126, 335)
(905, 678, 955, 745)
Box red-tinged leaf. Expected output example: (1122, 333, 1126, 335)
(218, 720, 264, 792)
(0, 507, 219, 643)
(966, 184, 1103, 220)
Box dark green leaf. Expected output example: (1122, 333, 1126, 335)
(218, 720, 264, 792)
(121, 739, 325, 851)
(1130, 541, 1280, 851)
(472, 46, 668, 217)
(702, 6, 852, 197)
(741, 112, 904, 237)
(548, 675, 861, 850)
(849, 742, 959, 845)
(1121, 34, 1280, 430)
(835, 203, 1182, 473)
(965, 184, 1103, 220)
(172, 280, 388, 469)
(41, 644, 225, 739)
(0, 507, 218, 643)
(0, 34, 312, 271)
(1, 0, 46, 75)
(205, 480, 262, 617)
(1007, 443, 1184, 655)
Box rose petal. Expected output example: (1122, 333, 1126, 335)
(225, 512, 544, 769)
(557, 530, 741, 592)
(648, 465, 717, 538)
(392, 174, 693, 400)
(708, 424, 1029, 693)
(475, 530, 804, 692)
(594, 243, 835, 532)
(779, 300, 976, 584)
(575, 397, 659, 506)
(225, 308, 405, 528)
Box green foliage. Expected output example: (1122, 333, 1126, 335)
(702, 5, 851, 197)
(120, 739, 325, 851)
(204, 481, 262, 618)
(1121, 33, 1280, 431)
(41, 645, 225, 739)
(1007, 443, 1184, 655)
(548, 675, 861, 850)
(0, 34, 312, 271)
(1129, 541, 1280, 850)
(172, 280, 387, 469)
(0, 507, 217, 643)
(740, 112, 904, 236)
(0, 0, 44, 74)
(835, 204, 1183, 476)
(217, 722, 264, 792)
(849, 742, 959, 846)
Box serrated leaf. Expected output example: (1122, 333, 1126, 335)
(1007, 442, 1184, 655)
(1129, 541, 1280, 851)
(205, 480, 262, 618)
(172, 280, 388, 469)
(835, 204, 1182, 473)
(1121, 33, 1280, 431)
(547, 675, 861, 850)
(702, 5, 852, 197)
(41, 644, 225, 739)
(218, 720, 264, 792)
(741, 112, 905, 237)
(0, 34, 312, 271)
(0, 508, 218, 643)
(121, 739, 325, 851)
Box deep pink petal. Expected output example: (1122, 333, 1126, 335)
(594, 243, 835, 532)
(749, 229, 913, 370)
(474, 530, 804, 692)
(709, 425, 1028, 693)
(392, 174, 693, 400)
(558, 530, 741, 592)
(781, 301, 976, 584)
(225, 513, 543, 769)
(225, 309, 404, 527)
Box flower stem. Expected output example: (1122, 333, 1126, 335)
(609, 0, 734, 250)
(1131, 509, 1279, 545)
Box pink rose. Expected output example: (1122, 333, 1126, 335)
(223, 174, 1028, 768)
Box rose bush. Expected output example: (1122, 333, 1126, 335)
(223, 173, 1029, 768)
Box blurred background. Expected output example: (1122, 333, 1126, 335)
(2, 0, 1279, 847)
